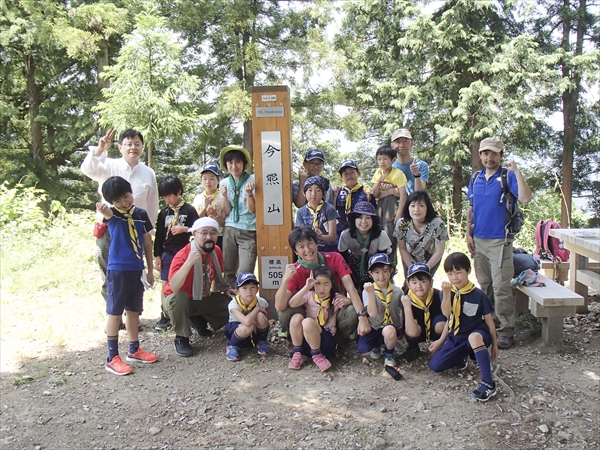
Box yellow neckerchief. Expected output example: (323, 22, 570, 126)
(448, 281, 476, 336)
(313, 292, 331, 326)
(408, 289, 434, 341)
(204, 189, 218, 201)
(114, 206, 141, 259)
(235, 295, 258, 315)
(343, 182, 363, 216)
(375, 282, 394, 326)
(307, 201, 324, 230)
(167, 199, 185, 238)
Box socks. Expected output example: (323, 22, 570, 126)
(310, 347, 321, 356)
(107, 336, 119, 362)
(129, 340, 139, 355)
(473, 344, 494, 385)
(256, 327, 269, 342)
(229, 332, 244, 347)
(292, 345, 303, 354)
(405, 336, 421, 350)
(384, 347, 394, 356)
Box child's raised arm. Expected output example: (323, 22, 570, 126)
(441, 280, 452, 317)
(289, 271, 315, 308)
(363, 282, 378, 319)
(96, 202, 113, 220)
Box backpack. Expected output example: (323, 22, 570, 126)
(470, 168, 524, 243)
(535, 220, 570, 262)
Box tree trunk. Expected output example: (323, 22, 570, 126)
(147, 140, 154, 169)
(97, 39, 110, 95)
(25, 54, 44, 163)
(469, 138, 483, 173)
(451, 159, 463, 225)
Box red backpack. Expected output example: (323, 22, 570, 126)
(535, 220, 570, 262)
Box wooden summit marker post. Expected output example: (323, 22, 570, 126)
(251, 86, 293, 313)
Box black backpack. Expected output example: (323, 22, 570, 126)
(470, 168, 524, 243)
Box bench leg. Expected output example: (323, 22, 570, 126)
(541, 317, 564, 344)
(514, 289, 529, 315)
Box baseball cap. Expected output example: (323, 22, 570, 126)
(368, 253, 394, 271)
(338, 159, 359, 174)
(391, 128, 412, 141)
(478, 137, 504, 153)
(236, 272, 259, 288)
(190, 217, 219, 233)
(407, 263, 432, 280)
(351, 201, 377, 217)
(201, 162, 220, 176)
(305, 149, 325, 161)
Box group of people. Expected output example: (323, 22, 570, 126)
(81, 127, 531, 402)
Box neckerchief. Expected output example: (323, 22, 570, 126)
(356, 231, 371, 278)
(375, 282, 394, 326)
(448, 281, 476, 336)
(228, 172, 250, 223)
(408, 289, 434, 341)
(297, 252, 325, 270)
(115, 206, 141, 259)
(166, 200, 185, 238)
(313, 292, 331, 326)
(306, 201, 324, 230)
(235, 295, 257, 315)
(342, 182, 363, 216)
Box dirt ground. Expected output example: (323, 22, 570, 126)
(1, 289, 599, 450)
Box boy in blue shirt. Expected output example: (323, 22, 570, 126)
(335, 160, 377, 237)
(429, 252, 499, 401)
(96, 176, 157, 375)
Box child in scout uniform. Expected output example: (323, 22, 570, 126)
(193, 162, 225, 249)
(358, 254, 404, 367)
(219, 145, 257, 287)
(293, 148, 335, 207)
(429, 252, 499, 402)
(399, 263, 447, 362)
(224, 272, 270, 361)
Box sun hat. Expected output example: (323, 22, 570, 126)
(219, 145, 252, 171)
(236, 272, 259, 288)
(351, 201, 377, 217)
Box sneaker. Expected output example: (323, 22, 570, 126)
(126, 348, 158, 364)
(256, 341, 269, 356)
(173, 336, 193, 357)
(105, 355, 133, 376)
(384, 353, 396, 367)
(453, 357, 469, 371)
(226, 345, 239, 361)
(470, 381, 497, 402)
(399, 347, 423, 362)
(154, 316, 170, 331)
(370, 347, 382, 360)
(288, 352, 304, 370)
(188, 315, 213, 338)
(312, 353, 332, 372)
(497, 335, 513, 349)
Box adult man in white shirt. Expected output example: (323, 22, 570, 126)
(81, 129, 159, 300)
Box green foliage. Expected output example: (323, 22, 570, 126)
(0, 182, 50, 232)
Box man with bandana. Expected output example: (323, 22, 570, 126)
(163, 217, 236, 357)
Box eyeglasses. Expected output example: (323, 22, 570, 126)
(195, 230, 218, 238)
(307, 160, 324, 167)
(122, 142, 143, 149)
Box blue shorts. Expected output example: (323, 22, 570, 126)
(106, 270, 144, 315)
(299, 328, 336, 358)
(224, 321, 255, 348)
(160, 252, 176, 281)
(357, 325, 402, 354)
(429, 329, 491, 373)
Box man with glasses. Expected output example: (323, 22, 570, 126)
(162, 218, 236, 357)
(293, 149, 335, 207)
(81, 129, 159, 302)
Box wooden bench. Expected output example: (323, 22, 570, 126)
(540, 260, 600, 285)
(515, 274, 584, 344)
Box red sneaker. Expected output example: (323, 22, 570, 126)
(105, 355, 133, 376)
(126, 348, 158, 364)
(311, 353, 331, 372)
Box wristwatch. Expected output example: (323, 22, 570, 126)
(357, 309, 368, 318)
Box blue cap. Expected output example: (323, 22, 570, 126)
(236, 272, 259, 288)
(368, 253, 394, 271)
(305, 149, 325, 161)
(351, 201, 377, 216)
(339, 159, 359, 174)
(201, 162, 220, 176)
(407, 263, 431, 279)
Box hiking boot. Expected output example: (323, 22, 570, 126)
(256, 341, 269, 356)
(470, 381, 497, 402)
(173, 336, 193, 357)
(497, 336, 513, 349)
(288, 352, 304, 370)
(384, 353, 396, 367)
(399, 347, 423, 362)
(105, 355, 133, 376)
(312, 353, 332, 372)
(370, 347, 382, 360)
(226, 345, 239, 361)
(453, 357, 469, 371)
(188, 315, 213, 338)
(126, 348, 158, 364)
(154, 316, 170, 331)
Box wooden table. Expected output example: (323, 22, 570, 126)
(549, 228, 600, 313)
